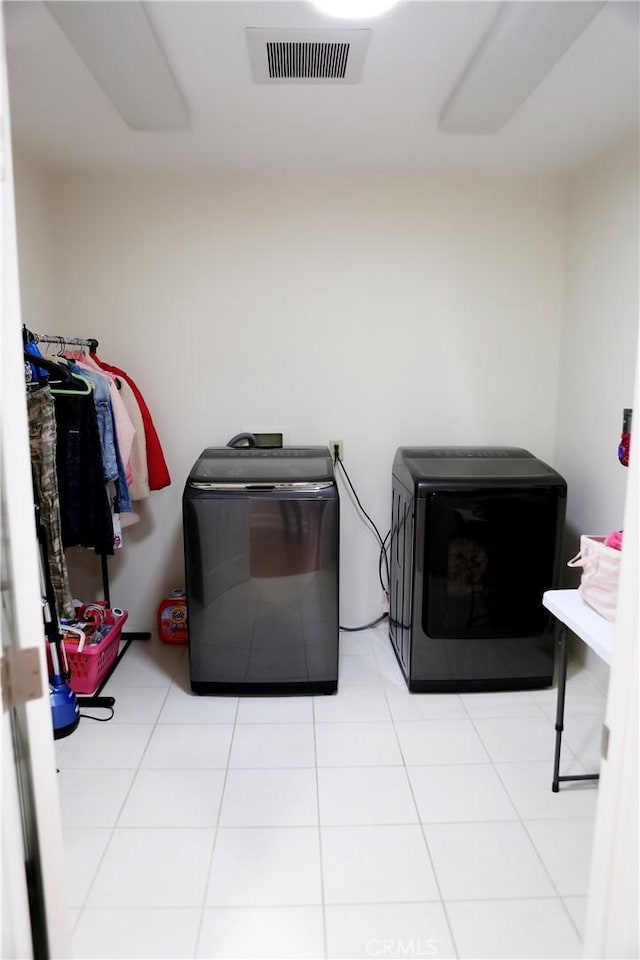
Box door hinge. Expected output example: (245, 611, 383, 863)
(601, 723, 610, 760)
(1, 648, 44, 712)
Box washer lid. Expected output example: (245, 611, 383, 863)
(392, 446, 567, 492)
(188, 446, 334, 484)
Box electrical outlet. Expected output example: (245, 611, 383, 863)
(329, 440, 343, 463)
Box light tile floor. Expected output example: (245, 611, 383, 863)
(56, 626, 607, 959)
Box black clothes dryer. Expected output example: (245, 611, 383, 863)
(389, 447, 566, 692)
(183, 446, 339, 695)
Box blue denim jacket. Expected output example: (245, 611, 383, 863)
(66, 362, 132, 514)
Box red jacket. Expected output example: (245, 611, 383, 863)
(91, 354, 171, 491)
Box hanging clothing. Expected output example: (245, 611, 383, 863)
(91, 355, 171, 491)
(63, 359, 132, 515)
(108, 417, 132, 517)
(64, 360, 118, 481)
(27, 387, 76, 622)
(71, 353, 136, 481)
(115, 377, 149, 501)
(53, 390, 115, 556)
(24, 340, 50, 384)
(24, 333, 168, 628)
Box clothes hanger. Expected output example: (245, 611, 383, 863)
(54, 355, 96, 394)
(59, 623, 87, 654)
(23, 351, 93, 396)
(51, 371, 93, 396)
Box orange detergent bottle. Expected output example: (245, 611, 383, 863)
(157, 589, 188, 644)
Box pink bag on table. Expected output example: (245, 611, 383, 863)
(567, 535, 621, 622)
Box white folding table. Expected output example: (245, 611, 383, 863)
(542, 589, 614, 792)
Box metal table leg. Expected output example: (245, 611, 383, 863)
(551, 623, 600, 792)
(552, 625, 568, 792)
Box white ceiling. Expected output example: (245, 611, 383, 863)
(5, 0, 640, 175)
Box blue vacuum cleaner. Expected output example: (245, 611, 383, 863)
(35, 502, 80, 740)
(48, 632, 80, 740)
(35, 498, 115, 738)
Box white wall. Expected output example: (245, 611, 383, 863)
(555, 135, 639, 539)
(554, 135, 639, 682)
(14, 164, 569, 629)
(12, 148, 56, 331)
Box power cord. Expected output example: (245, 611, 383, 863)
(79, 707, 115, 722)
(340, 612, 389, 632)
(379, 529, 391, 598)
(333, 449, 391, 632)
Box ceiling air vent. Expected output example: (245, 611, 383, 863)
(246, 28, 370, 84)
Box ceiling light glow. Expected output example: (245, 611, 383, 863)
(311, 0, 399, 20)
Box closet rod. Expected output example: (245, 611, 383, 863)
(34, 332, 99, 351)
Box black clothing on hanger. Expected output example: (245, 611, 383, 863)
(53, 391, 115, 556)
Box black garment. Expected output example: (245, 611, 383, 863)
(53, 392, 114, 556)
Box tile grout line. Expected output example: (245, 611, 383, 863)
(459, 675, 591, 943)
(376, 637, 462, 960)
(312, 694, 329, 960)
(375, 623, 596, 954)
(70, 647, 194, 951)
(193, 690, 240, 960)
(65, 674, 174, 934)
(518, 819, 590, 943)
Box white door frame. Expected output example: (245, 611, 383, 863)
(583, 336, 639, 958)
(1, 9, 72, 957)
